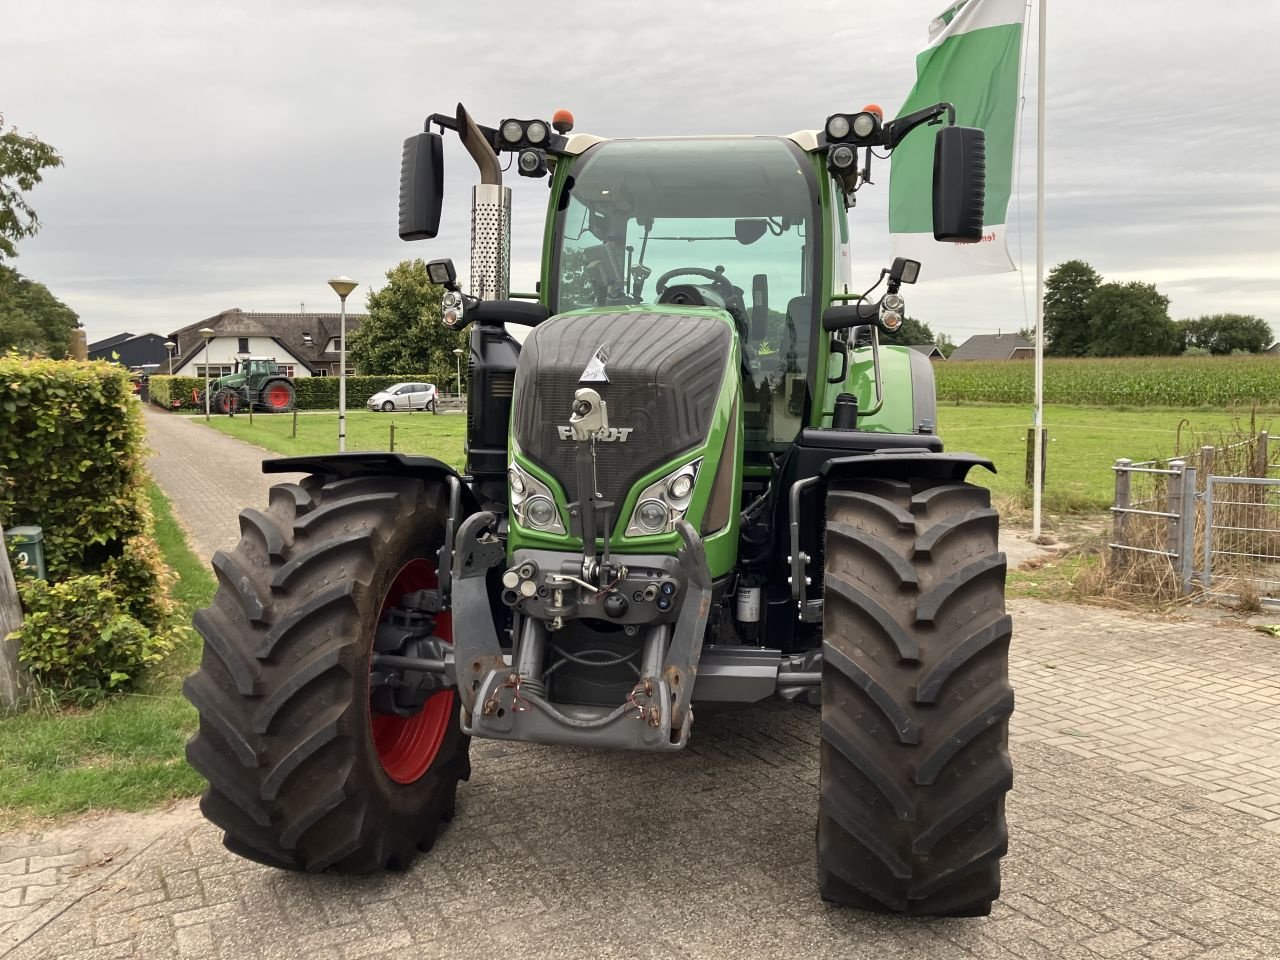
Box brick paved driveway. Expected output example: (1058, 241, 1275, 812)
(2, 411, 1278, 959)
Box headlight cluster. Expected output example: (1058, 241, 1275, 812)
(509, 461, 565, 534)
(625, 460, 701, 537)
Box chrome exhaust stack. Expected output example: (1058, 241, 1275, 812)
(456, 103, 510, 302)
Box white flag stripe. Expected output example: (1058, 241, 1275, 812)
(928, 0, 1026, 47)
(891, 224, 1015, 280)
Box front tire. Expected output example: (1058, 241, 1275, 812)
(382, 400, 395, 412)
(184, 475, 469, 872)
(817, 477, 1012, 916)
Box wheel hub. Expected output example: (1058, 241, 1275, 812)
(368, 559, 455, 784)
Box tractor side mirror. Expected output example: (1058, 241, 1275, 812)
(931, 125, 986, 243)
(399, 132, 444, 241)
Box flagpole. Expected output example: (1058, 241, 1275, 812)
(1032, 0, 1046, 540)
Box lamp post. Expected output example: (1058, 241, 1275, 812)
(453, 347, 464, 398)
(327, 276, 358, 452)
(164, 340, 176, 376)
(199, 327, 215, 421)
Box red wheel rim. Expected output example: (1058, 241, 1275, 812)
(368, 558, 455, 784)
(268, 384, 291, 409)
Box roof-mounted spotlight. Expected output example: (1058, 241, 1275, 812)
(498, 119, 551, 150)
(827, 143, 858, 177)
(517, 147, 548, 178)
(825, 107, 884, 146)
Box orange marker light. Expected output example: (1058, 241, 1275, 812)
(862, 104, 884, 120)
(552, 109, 575, 134)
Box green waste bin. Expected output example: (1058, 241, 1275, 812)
(4, 526, 45, 580)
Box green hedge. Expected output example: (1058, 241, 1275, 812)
(148, 374, 443, 411)
(1, 354, 174, 693)
(935, 355, 1280, 407)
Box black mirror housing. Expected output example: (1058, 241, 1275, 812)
(932, 125, 986, 243)
(399, 132, 444, 241)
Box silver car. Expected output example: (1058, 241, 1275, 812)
(366, 382, 437, 413)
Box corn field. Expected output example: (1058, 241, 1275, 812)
(936, 355, 1280, 407)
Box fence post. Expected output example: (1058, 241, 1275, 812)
(1166, 460, 1185, 572)
(1025, 427, 1047, 491)
(390, 421, 396, 453)
(292, 409, 298, 438)
(0, 532, 29, 710)
(1202, 476, 1215, 595)
(1255, 431, 1270, 478)
(1200, 445, 1215, 486)
(1112, 459, 1132, 570)
(1181, 464, 1197, 595)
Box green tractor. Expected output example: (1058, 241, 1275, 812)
(204, 357, 296, 414)
(185, 102, 1012, 916)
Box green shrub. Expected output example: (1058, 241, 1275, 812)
(11, 574, 171, 696)
(0, 354, 174, 693)
(292, 374, 441, 410)
(147, 376, 203, 410)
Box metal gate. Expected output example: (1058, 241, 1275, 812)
(1202, 475, 1280, 607)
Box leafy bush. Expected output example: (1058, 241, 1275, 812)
(935, 355, 1280, 407)
(291, 374, 441, 410)
(11, 574, 171, 695)
(0, 354, 174, 692)
(147, 376, 203, 410)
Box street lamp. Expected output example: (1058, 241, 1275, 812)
(199, 327, 215, 421)
(164, 340, 176, 376)
(327, 276, 358, 452)
(453, 348, 464, 397)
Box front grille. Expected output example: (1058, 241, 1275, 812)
(512, 312, 731, 509)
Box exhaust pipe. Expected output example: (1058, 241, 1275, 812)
(457, 103, 510, 302)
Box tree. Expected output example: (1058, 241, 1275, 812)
(1, 114, 63, 262)
(348, 259, 466, 375)
(1085, 281, 1179, 357)
(1043, 260, 1101, 357)
(0, 265, 79, 358)
(889, 314, 937, 346)
(935, 332, 957, 358)
(1179, 314, 1273, 355)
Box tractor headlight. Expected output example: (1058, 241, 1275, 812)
(825, 114, 851, 140)
(828, 144, 857, 173)
(501, 120, 524, 144)
(851, 112, 878, 139)
(626, 459, 700, 537)
(525, 496, 558, 529)
(525, 120, 548, 145)
(509, 461, 565, 534)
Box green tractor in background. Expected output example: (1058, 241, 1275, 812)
(185, 101, 1012, 916)
(205, 357, 296, 414)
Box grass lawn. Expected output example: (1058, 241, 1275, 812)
(202, 408, 467, 470)
(198, 403, 1277, 516)
(0, 485, 213, 829)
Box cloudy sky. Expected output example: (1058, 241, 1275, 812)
(3, 0, 1278, 345)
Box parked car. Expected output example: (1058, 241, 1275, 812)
(366, 382, 437, 413)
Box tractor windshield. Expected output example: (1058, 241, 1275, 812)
(553, 137, 820, 448)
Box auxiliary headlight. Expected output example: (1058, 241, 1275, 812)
(626, 459, 701, 537)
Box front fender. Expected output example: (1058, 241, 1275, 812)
(821, 450, 995, 485)
(263, 453, 482, 515)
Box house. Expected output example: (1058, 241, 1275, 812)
(88, 332, 172, 370)
(906, 344, 946, 360)
(167, 309, 368, 379)
(949, 333, 1034, 361)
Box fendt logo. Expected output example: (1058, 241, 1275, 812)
(557, 426, 635, 442)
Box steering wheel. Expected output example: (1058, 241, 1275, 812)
(654, 266, 737, 301)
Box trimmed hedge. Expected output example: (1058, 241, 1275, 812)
(149, 374, 443, 411)
(0, 354, 175, 692)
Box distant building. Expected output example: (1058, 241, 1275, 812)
(167, 309, 368, 379)
(950, 333, 1034, 361)
(87, 332, 172, 370)
(906, 344, 947, 360)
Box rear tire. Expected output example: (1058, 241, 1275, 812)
(263, 380, 294, 412)
(184, 475, 469, 872)
(817, 477, 1012, 916)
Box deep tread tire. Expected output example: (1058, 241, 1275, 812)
(817, 477, 1012, 916)
(184, 475, 470, 873)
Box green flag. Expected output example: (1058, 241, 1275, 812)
(890, 0, 1027, 278)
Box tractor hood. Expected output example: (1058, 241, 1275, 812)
(512, 310, 732, 511)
